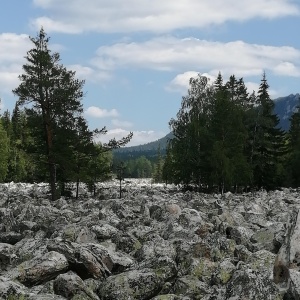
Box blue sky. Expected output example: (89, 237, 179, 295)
(0, 0, 300, 146)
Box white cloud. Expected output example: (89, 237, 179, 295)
(30, 16, 81, 34)
(166, 71, 215, 93)
(0, 33, 31, 94)
(273, 62, 300, 77)
(111, 119, 133, 128)
(68, 64, 111, 82)
(0, 33, 70, 97)
(244, 81, 279, 98)
(91, 37, 300, 78)
(166, 73, 281, 97)
(245, 82, 260, 95)
(95, 128, 166, 146)
(31, 0, 299, 33)
(85, 106, 119, 118)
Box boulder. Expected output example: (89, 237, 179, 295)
(10, 251, 69, 286)
(97, 269, 164, 300)
(53, 271, 99, 299)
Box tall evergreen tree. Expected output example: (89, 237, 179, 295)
(250, 72, 286, 189)
(13, 28, 86, 199)
(209, 74, 250, 192)
(13, 28, 132, 199)
(285, 106, 300, 187)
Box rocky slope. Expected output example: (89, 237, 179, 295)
(0, 180, 300, 299)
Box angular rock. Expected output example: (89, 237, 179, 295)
(172, 275, 212, 298)
(53, 271, 99, 299)
(274, 208, 300, 298)
(47, 241, 111, 280)
(0, 243, 15, 270)
(97, 269, 164, 300)
(225, 265, 282, 299)
(0, 276, 29, 299)
(11, 251, 69, 286)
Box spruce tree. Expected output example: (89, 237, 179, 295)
(286, 107, 300, 186)
(250, 72, 286, 189)
(209, 74, 250, 192)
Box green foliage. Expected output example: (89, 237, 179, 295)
(248, 72, 286, 189)
(168, 75, 213, 187)
(285, 106, 300, 187)
(166, 72, 286, 192)
(86, 144, 113, 196)
(152, 145, 164, 183)
(12, 28, 87, 199)
(11, 28, 132, 197)
(0, 120, 9, 181)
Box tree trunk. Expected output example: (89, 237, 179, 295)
(44, 118, 56, 201)
(49, 162, 56, 201)
(76, 178, 80, 200)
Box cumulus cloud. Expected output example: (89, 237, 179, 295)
(95, 128, 166, 146)
(68, 64, 111, 82)
(273, 62, 300, 77)
(31, 0, 299, 33)
(0, 33, 31, 94)
(166, 71, 215, 93)
(166, 72, 281, 97)
(85, 106, 119, 118)
(90, 37, 300, 78)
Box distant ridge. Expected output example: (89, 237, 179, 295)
(274, 93, 300, 131)
(114, 132, 174, 153)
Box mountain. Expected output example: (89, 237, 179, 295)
(113, 132, 174, 162)
(274, 93, 300, 131)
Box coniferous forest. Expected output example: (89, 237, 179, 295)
(163, 73, 300, 192)
(1, 29, 300, 196)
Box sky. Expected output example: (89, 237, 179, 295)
(0, 0, 300, 146)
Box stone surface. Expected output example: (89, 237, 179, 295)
(1, 181, 299, 299)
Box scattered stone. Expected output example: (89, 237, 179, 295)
(0, 181, 299, 299)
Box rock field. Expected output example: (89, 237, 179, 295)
(1, 179, 300, 299)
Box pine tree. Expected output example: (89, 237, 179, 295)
(250, 72, 286, 189)
(12, 28, 86, 199)
(13, 28, 132, 199)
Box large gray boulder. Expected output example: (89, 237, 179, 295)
(9, 251, 69, 286)
(274, 208, 300, 298)
(0, 181, 300, 299)
(97, 269, 164, 300)
(53, 271, 99, 299)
